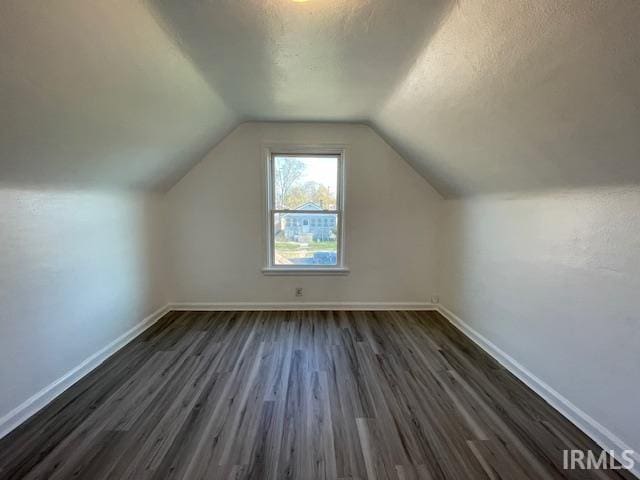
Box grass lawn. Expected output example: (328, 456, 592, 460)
(275, 241, 337, 252)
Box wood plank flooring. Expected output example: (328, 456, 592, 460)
(0, 310, 634, 479)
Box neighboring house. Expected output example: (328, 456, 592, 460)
(277, 202, 336, 242)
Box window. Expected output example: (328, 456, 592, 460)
(265, 148, 346, 274)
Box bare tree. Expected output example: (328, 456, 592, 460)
(286, 181, 335, 210)
(274, 158, 305, 208)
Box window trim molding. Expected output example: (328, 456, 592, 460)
(262, 144, 348, 275)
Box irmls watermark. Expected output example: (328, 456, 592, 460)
(563, 449, 635, 471)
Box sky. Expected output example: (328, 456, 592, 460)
(288, 156, 338, 192)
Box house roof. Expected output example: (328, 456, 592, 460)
(294, 202, 323, 211)
(2, 1, 639, 196)
(281, 202, 326, 216)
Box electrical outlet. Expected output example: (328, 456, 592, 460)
(295, 287, 304, 297)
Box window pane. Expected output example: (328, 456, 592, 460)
(273, 213, 338, 266)
(274, 156, 338, 210)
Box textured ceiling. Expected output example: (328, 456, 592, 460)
(0, 0, 238, 190)
(1, 0, 640, 195)
(374, 0, 640, 196)
(147, 0, 450, 122)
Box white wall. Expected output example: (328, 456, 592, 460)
(166, 122, 442, 304)
(439, 186, 640, 457)
(0, 187, 166, 423)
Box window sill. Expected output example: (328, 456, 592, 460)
(262, 267, 350, 276)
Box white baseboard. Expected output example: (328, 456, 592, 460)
(0, 304, 170, 440)
(169, 301, 437, 311)
(437, 304, 640, 479)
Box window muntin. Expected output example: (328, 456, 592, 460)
(267, 153, 344, 269)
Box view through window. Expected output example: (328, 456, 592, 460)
(270, 154, 342, 267)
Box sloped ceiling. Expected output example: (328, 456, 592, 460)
(0, 0, 238, 190)
(147, 0, 450, 122)
(374, 1, 640, 196)
(2, 0, 640, 195)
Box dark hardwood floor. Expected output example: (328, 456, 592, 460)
(0, 310, 634, 480)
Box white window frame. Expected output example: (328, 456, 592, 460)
(262, 144, 348, 275)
